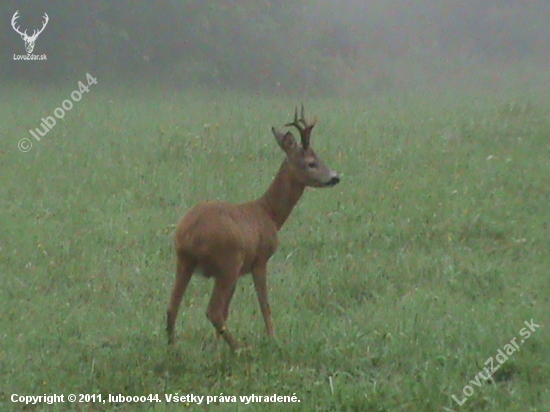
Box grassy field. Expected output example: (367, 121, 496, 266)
(1, 83, 549, 411)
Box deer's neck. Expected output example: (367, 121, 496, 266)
(257, 159, 305, 230)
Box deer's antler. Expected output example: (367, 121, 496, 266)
(31, 13, 49, 39)
(285, 104, 316, 150)
(11, 11, 27, 37)
(11, 11, 49, 40)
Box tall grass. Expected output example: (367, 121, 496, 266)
(1, 84, 549, 411)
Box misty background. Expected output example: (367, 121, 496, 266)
(2, 0, 550, 96)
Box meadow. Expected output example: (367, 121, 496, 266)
(1, 83, 549, 411)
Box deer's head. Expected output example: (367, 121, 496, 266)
(12, 11, 49, 54)
(272, 105, 340, 188)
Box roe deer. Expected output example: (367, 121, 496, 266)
(166, 106, 340, 350)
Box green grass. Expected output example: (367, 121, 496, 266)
(1, 83, 549, 411)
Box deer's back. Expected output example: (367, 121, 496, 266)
(175, 201, 278, 277)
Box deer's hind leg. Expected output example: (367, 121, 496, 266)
(166, 253, 196, 344)
(223, 284, 237, 322)
(206, 256, 243, 351)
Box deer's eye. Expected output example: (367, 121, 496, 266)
(308, 161, 318, 169)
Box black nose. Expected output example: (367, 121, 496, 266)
(326, 176, 340, 186)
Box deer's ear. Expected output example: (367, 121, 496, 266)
(272, 127, 298, 154)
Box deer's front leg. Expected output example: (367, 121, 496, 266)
(252, 264, 274, 337)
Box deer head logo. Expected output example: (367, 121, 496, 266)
(12, 11, 49, 54)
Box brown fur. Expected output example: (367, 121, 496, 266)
(166, 107, 340, 350)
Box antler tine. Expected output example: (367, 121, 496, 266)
(284, 105, 315, 149)
(299, 104, 307, 127)
(285, 107, 301, 129)
(38, 13, 49, 34)
(30, 13, 49, 38)
(11, 10, 19, 26)
(11, 11, 27, 36)
(298, 104, 316, 129)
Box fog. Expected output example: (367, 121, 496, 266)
(2, 0, 549, 96)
